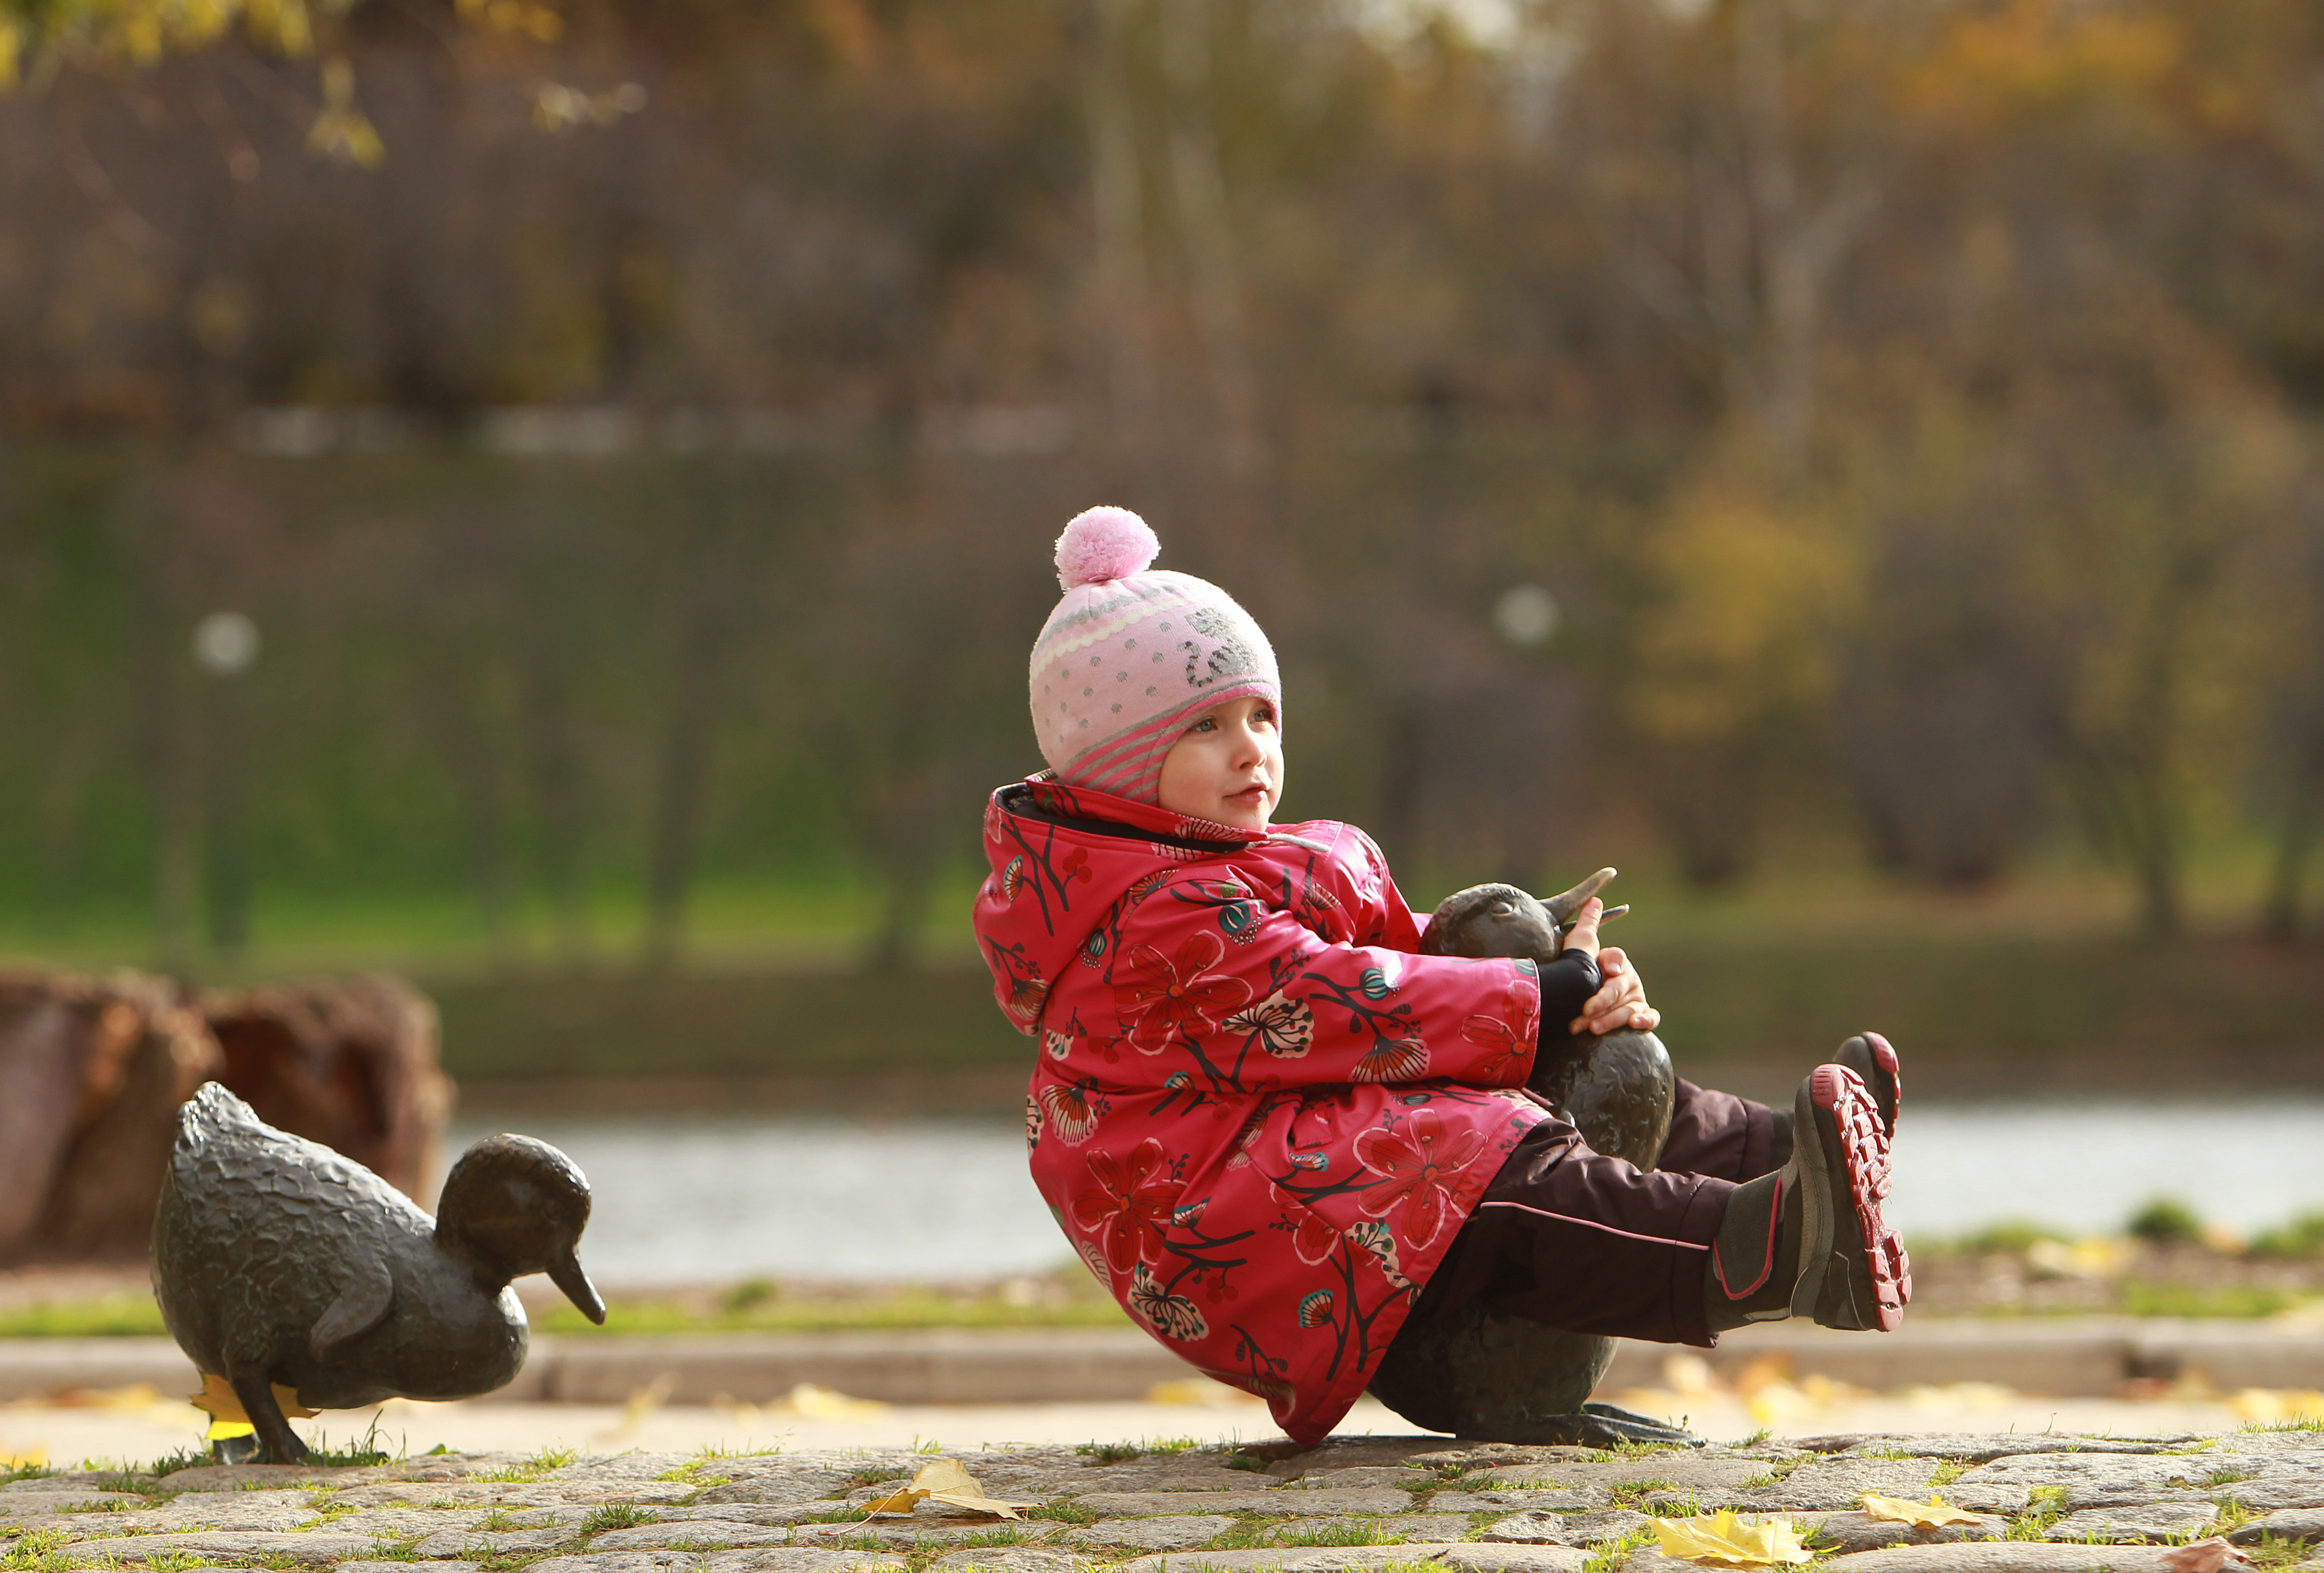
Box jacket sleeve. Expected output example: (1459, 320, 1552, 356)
(1107, 867, 1543, 1093)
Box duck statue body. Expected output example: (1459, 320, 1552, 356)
(1367, 869, 1699, 1447)
(151, 1082, 606, 1463)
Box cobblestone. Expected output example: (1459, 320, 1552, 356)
(4, 1428, 2320, 1571)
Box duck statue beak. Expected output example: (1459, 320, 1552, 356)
(548, 1249, 607, 1325)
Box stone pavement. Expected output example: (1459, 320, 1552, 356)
(8, 1429, 2324, 1573)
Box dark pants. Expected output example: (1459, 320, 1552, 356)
(1403, 1078, 1781, 1351)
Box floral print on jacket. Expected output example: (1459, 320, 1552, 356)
(974, 775, 1549, 1445)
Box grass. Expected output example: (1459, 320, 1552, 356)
(471, 1446, 577, 1484)
(653, 1458, 732, 1486)
(1607, 1479, 1678, 1507)
(1025, 1500, 1101, 1524)
(0, 1294, 167, 1338)
(301, 1419, 396, 1469)
(1581, 1527, 1660, 1573)
(1929, 1460, 1967, 1487)
(2241, 1531, 2316, 1569)
(523, 1281, 1133, 1338)
(0, 1275, 1141, 1340)
(2119, 1283, 2301, 1319)
(2005, 1485, 2070, 1540)
(0, 1529, 70, 1573)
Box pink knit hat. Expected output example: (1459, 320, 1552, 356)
(1029, 506, 1281, 803)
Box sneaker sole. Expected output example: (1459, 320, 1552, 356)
(1835, 1032, 1902, 1136)
(1789, 1065, 1912, 1331)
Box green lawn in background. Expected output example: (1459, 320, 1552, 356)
(4, 848, 2318, 1090)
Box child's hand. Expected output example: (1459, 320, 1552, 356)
(1559, 896, 1606, 959)
(1572, 942, 1661, 1036)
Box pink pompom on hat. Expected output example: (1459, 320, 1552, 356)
(1029, 506, 1281, 805)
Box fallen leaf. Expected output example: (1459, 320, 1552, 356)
(1652, 1509, 1814, 1566)
(1859, 1492, 1988, 1528)
(0, 1445, 47, 1469)
(188, 1370, 318, 1440)
(2160, 1537, 2253, 1573)
(863, 1458, 1038, 1520)
(783, 1382, 891, 1421)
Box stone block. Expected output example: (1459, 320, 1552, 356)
(592, 1523, 796, 1551)
(2044, 1505, 2219, 1544)
(1435, 1491, 1607, 1515)
(0, 1493, 146, 1516)
(1117, 1545, 1589, 1572)
(49, 1530, 380, 1564)
(698, 1552, 911, 1572)
(927, 1551, 1092, 1572)
(1073, 1489, 1415, 1518)
(2231, 1508, 2324, 1545)
(1486, 1510, 1656, 1548)
(1804, 1511, 2008, 1554)
(1061, 1516, 1240, 1552)
(1818, 1545, 2180, 1572)
(1254, 1515, 1471, 1544)
(412, 1526, 579, 1555)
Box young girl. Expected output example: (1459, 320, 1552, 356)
(975, 507, 1909, 1447)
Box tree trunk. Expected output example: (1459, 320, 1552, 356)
(521, 657, 592, 966)
(641, 529, 742, 973)
(416, 647, 516, 960)
(1161, 0, 1264, 486)
(126, 500, 199, 971)
(0, 971, 222, 1266)
(1085, 0, 1161, 466)
(201, 973, 454, 1201)
(2262, 733, 2324, 940)
(202, 666, 254, 958)
(0, 969, 452, 1264)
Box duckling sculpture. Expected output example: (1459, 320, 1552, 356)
(1368, 869, 1699, 1447)
(151, 1082, 606, 1463)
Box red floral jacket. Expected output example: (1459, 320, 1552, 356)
(973, 775, 1550, 1445)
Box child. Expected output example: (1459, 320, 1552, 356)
(974, 506, 1909, 1447)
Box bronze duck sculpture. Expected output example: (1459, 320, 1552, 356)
(1368, 868, 1699, 1447)
(152, 1082, 606, 1463)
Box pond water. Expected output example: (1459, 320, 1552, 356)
(451, 1096, 2324, 1286)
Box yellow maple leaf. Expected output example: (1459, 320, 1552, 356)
(1653, 1510, 1814, 1566)
(863, 1458, 1037, 1520)
(1859, 1492, 1987, 1528)
(189, 1372, 319, 1439)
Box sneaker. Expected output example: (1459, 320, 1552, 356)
(1791, 1065, 1911, 1331)
(1833, 1032, 1901, 1136)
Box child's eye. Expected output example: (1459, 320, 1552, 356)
(1190, 717, 1216, 732)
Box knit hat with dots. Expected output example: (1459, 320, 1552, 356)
(1029, 506, 1281, 804)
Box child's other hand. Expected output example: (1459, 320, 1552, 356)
(1571, 943, 1660, 1037)
(1559, 896, 1606, 959)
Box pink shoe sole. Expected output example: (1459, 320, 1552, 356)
(1836, 1031, 1902, 1135)
(1800, 1064, 1912, 1331)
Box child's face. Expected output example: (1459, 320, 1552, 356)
(1157, 695, 1283, 831)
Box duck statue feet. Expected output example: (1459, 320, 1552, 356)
(1369, 870, 1701, 1447)
(153, 1083, 607, 1464)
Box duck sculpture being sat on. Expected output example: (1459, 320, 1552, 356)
(151, 1082, 606, 1464)
(1367, 868, 1702, 1448)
